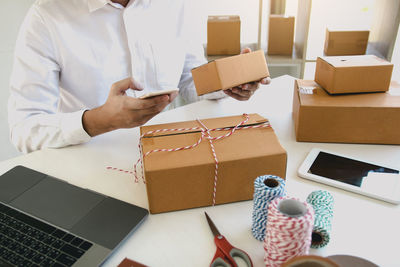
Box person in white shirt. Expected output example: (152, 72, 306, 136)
(8, 0, 270, 153)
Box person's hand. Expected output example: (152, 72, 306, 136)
(223, 47, 271, 101)
(83, 77, 177, 137)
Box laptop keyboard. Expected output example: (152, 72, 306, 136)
(0, 203, 93, 267)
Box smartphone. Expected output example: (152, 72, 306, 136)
(138, 89, 179, 99)
(298, 148, 400, 204)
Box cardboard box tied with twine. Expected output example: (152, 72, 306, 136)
(191, 50, 269, 96)
(315, 55, 393, 94)
(292, 79, 400, 144)
(137, 113, 287, 214)
(207, 15, 241, 56)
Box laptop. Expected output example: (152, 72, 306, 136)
(0, 165, 148, 267)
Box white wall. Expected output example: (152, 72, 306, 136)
(193, 0, 260, 45)
(391, 25, 400, 82)
(305, 0, 375, 60)
(0, 0, 35, 160)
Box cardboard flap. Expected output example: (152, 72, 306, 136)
(321, 55, 393, 68)
(326, 28, 369, 33)
(208, 15, 240, 22)
(296, 80, 400, 107)
(140, 113, 269, 137)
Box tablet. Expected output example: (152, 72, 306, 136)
(138, 89, 179, 99)
(298, 148, 400, 204)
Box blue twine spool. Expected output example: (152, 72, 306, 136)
(252, 175, 286, 241)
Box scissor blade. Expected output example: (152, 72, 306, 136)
(205, 212, 221, 237)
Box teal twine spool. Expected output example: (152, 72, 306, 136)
(306, 190, 334, 249)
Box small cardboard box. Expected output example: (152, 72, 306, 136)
(292, 80, 400, 144)
(315, 55, 393, 94)
(207, 15, 241, 56)
(191, 50, 269, 96)
(324, 29, 369, 56)
(267, 15, 295, 55)
(140, 114, 287, 214)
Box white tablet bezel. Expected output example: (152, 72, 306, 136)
(298, 148, 400, 204)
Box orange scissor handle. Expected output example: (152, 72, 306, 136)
(210, 235, 253, 267)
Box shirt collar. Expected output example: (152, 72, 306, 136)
(87, 0, 108, 12)
(88, 0, 130, 12)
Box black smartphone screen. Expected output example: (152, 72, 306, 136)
(308, 152, 399, 187)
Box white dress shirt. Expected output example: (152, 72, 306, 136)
(8, 0, 224, 153)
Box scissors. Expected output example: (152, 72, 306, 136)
(205, 212, 253, 267)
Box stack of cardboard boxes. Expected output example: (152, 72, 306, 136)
(293, 55, 399, 144)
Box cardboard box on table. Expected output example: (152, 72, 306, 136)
(315, 55, 393, 94)
(139, 114, 287, 214)
(292, 80, 400, 144)
(324, 29, 369, 56)
(267, 15, 295, 55)
(207, 15, 241, 56)
(191, 50, 269, 96)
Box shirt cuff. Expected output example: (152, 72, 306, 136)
(200, 90, 227, 100)
(61, 110, 91, 145)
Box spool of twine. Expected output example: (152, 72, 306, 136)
(252, 175, 286, 241)
(306, 190, 334, 249)
(264, 196, 315, 267)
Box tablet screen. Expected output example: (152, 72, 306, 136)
(308, 151, 399, 187)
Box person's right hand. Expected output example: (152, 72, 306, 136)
(83, 77, 177, 137)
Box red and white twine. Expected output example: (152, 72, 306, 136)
(264, 196, 315, 267)
(110, 113, 271, 206)
(106, 166, 133, 174)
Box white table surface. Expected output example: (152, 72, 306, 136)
(1, 75, 399, 267)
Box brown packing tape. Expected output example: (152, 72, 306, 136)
(327, 255, 379, 267)
(282, 255, 339, 267)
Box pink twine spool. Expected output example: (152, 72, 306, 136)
(264, 196, 315, 267)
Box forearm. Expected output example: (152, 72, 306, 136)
(82, 106, 116, 137)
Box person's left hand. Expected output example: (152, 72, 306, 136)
(223, 48, 271, 101)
